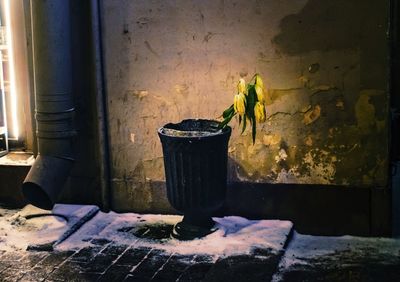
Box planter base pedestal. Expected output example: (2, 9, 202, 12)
(172, 214, 217, 240)
(172, 221, 218, 240)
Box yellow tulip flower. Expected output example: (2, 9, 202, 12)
(237, 78, 246, 94)
(255, 84, 264, 103)
(254, 102, 266, 123)
(255, 74, 264, 89)
(234, 92, 246, 116)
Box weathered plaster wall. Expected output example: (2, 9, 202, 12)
(101, 0, 389, 211)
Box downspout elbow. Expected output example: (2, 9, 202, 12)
(23, 155, 73, 210)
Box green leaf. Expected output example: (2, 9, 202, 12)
(218, 110, 236, 129)
(251, 115, 256, 144)
(241, 114, 247, 134)
(222, 104, 234, 119)
(246, 85, 257, 118)
(238, 114, 242, 126)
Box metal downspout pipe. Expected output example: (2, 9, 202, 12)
(22, 0, 75, 210)
(90, 0, 111, 211)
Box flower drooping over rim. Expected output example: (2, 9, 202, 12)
(255, 84, 264, 103)
(237, 78, 246, 94)
(254, 101, 266, 123)
(219, 73, 267, 144)
(255, 74, 264, 89)
(234, 93, 246, 116)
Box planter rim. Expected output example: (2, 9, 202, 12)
(158, 119, 231, 140)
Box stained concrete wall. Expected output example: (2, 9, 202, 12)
(100, 0, 390, 211)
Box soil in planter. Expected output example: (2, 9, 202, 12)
(160, 119, 223, 137)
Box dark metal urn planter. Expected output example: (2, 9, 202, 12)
(158, 119, 231, 240)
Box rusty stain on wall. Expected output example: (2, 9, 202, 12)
(101, 0, 389, 210)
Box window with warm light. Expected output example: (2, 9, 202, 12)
(0, 0, 34, 156)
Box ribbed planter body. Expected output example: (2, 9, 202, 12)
(158, 119, 231, 230)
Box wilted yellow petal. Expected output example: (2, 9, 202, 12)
(254, 102, 266, 123)
(255, 85, 264, 103)
(237, 78, 246, 94)
(255, 74, 264, 90)
(233, 95, 238, 113)
(234, 93, 246, 116)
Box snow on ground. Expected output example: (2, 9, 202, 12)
(279, 231, 400, 268)
(271, 231, 400, 281)
(57, 210, 293, 258)
(0, 204, 98, 251)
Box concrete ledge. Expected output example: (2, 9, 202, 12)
(0, 152, 33, 208)
(0, 152, 34, 166)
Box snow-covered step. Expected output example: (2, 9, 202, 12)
(57, 211, 293, 257)
(56, 211, 294, 280)
(272, 232, 400, 282)
(0, 204, 99, 251)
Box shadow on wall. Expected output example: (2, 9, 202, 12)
(272, 0, 361, 55)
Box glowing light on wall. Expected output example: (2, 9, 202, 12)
(3, 0, 18, 139)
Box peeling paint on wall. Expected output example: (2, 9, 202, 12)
(303, 105, 321, 125)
